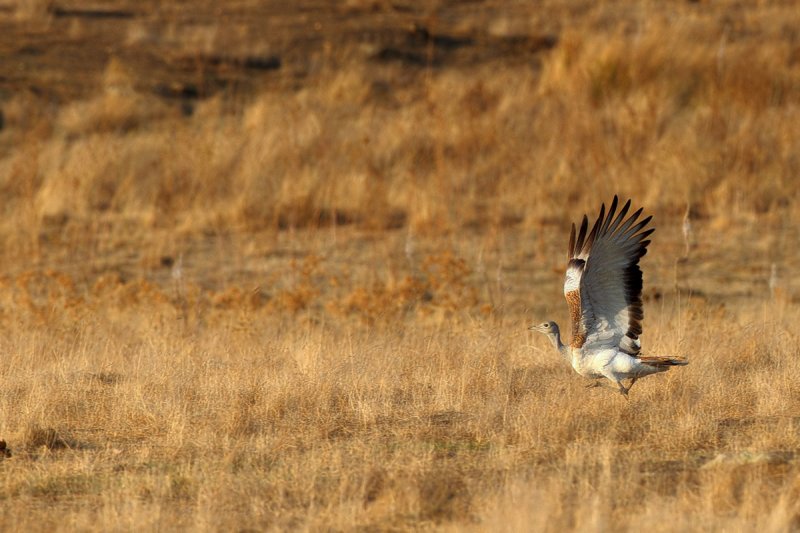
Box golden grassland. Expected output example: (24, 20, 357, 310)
(1, 226, 799, 531)
(1, 0, 800, 530)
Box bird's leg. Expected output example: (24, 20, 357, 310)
(586, 379, 617, 391)
(586, 380, 618, 392)
(616, 381, 630, 400)
(627, 377, 638, 391)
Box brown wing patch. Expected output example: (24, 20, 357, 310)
(565, 289, 585, 348)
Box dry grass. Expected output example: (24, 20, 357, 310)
(2, 0, 799, 245)
(1, 240, 799, 530)
(1, 0, 800, 531)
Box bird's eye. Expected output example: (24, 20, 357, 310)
(542, 323, 549, 328)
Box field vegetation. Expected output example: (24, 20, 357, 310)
(0, 0, 799, 530)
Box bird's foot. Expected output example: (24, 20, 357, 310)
(585, 381, 604, 389)
(617, 383, 630, 400)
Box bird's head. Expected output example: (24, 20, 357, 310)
(528, 321, 559, 335)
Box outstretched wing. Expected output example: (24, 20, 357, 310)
(563, 196, 654, 354)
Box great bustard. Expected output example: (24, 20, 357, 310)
(529, 196, 687, 397)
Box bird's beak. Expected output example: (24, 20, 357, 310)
(528, 324, 542, 332)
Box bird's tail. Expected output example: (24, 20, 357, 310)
(638, 355, 689, 368)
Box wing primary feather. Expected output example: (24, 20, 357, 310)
(584, 203, 605, 251)
(600, 195, 619, 234)
(622, 215, 653, 239)
(608, 199, 633, 234)
(637, 228, 655, 243)
(637, 216, 654, 233)
(568, 223, 576, 260)
(615, 207, 644, 235)
(575, 215, 589, 255)
(639, 228, 655, 239)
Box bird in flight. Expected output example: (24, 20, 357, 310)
(530, 196, 687, 397)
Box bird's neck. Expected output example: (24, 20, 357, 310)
(550, 331, 570, 363)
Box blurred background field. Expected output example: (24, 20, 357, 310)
(0, 1, 799, 531)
